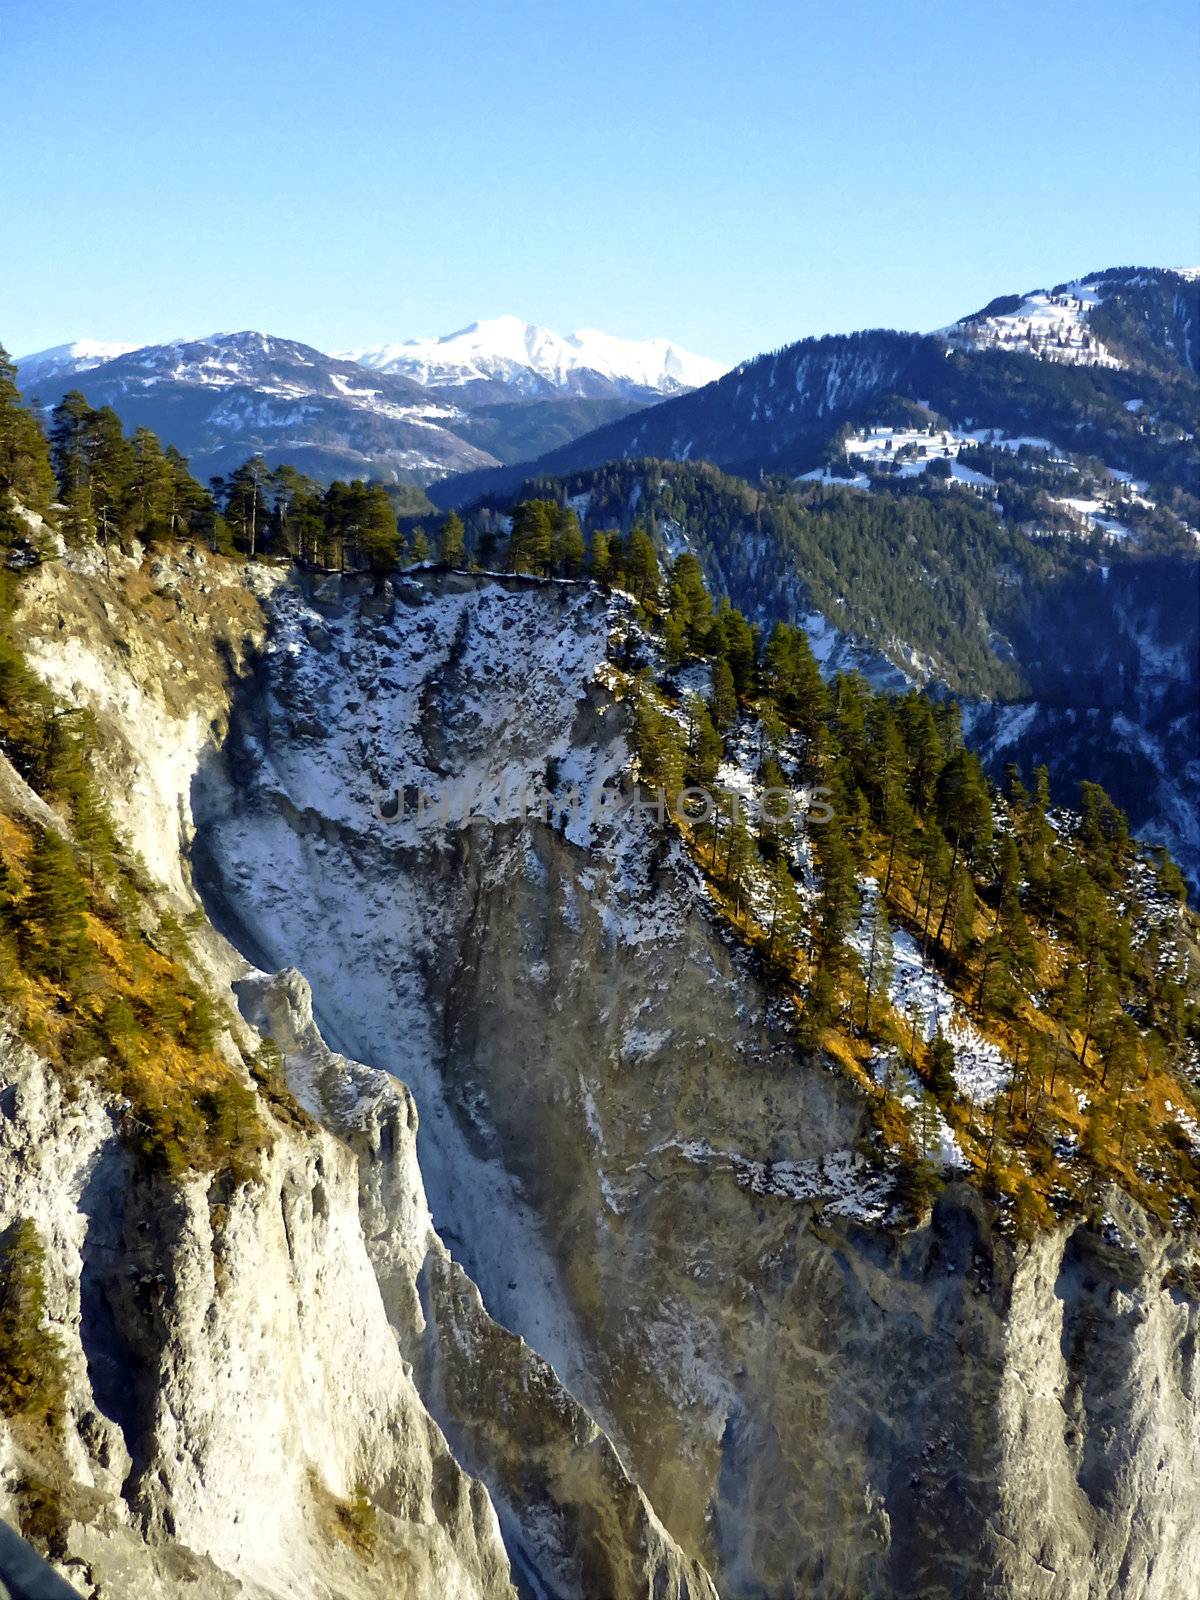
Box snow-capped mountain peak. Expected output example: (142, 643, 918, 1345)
(14, 338, 140, 388)
(340, 316, 727, 398)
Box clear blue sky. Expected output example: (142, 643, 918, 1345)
(4, 0, 1198, 365)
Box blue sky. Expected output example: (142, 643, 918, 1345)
(4, 0, 1197, 365)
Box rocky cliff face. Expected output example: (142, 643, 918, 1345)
(5, 546, 1199, 1598)
(5, 546, 712, 1599)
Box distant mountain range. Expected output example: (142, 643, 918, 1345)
(20, 273, 1196, 498)
(14, 319, 724, 487)
(436, 267, 1200, 505)
(430, 267, 1200, 891)
(341, 314, 725, 400)
(13, 338, 140, 388)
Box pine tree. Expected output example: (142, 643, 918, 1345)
(721, 806, 757, 917)
(550, 506, 585, 577)
(667, 552, 713, 650)
(812, 812, 858, 989)
(765, 855, 803, 959)
(87, 406, 133, 542)
(0, 1217, 66, 1427)
(709, 657, 737, 732)
(623, 524, 660, 605)
(684, 694, 723, 785)
(934, 748, 993, 945)
(356, 485, 399, 574)
(928, 1030, 956, 1098)
(509, 500, 554, 574)
(125, 426, 173, 541)
(20, 829, 89, 982)
(222, 456, 271, 558)
(862, 894, 894, 1033)
(900, 692, 945, 812)
(717, 601, 756, 693)
(438, 511, 466, 566)
(49, 390, 94, 498)
(70, 774, 116, 882)
(0, 347, 55, 513)
(589, 527, 613, 586)
(632, 688, 685, 801)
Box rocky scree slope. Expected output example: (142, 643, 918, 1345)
(168, 558, 1199, 1598)
(3, 544, 711, 1600)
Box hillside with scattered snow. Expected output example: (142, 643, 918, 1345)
(13, 320, 720, 484)
(944, 280, 1123, 367)
(15, 331, 501, 485)
(15, 337, 139, 387)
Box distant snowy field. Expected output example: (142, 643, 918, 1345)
(943, 280, 1124, 368)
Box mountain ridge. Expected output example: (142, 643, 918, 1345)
(433, 266, 1200, 506)
(12, 320, 724, 485)
(340, 314, 727, 399)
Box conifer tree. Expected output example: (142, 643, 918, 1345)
(812, 812, 858, 993)
(222, 455, 271, 558)
(662, 612, 686, 669)
(588, 528, 613, 586)
(934, 748, 993, 945)
(900, 692, 945, 811)
(862, 894, 894, 1033)
(125, 426, 173, 541)
(709, 657, 737, 731)
(717, 600, 756, 694)
(49, 390, 94, 497)
(623, 524, 660, 604)
(356, 485, 399, 574)
(0, 347, 55, 513)
(668, 552, 713, 650)
(721, 806, 757, 917)
(438, 511, 466, 566)
(20, 829, 88, 982)
(683, 694, 723, 785)
(928, 1030, 956, 1098)
(87, 406, 133, 540)
(550, 506, 585, 577)
(49, 391, 98, 544)
(765, 854, 803, 959)
(509, 500, 554, 574)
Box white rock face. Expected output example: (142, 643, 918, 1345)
(4, 547, 715, 1600)
(186, 564, 1200, 1598)
(0, 1017, 516, 1600)
(8, 548, 1200, 1599)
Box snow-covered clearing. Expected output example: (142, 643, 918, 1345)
(944, 281, 1124, 368)
(851, 879, 1009, 1105)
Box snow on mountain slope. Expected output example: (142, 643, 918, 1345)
(343, 315, 727, 398)
(16, 332, 499, 485)
(944, 278, 1123, 366)
(15, 337, 139, 387)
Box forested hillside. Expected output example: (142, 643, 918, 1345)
(435, 268, 1200, 508)
(456, 456, 1200, 893)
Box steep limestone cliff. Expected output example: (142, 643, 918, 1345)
(5, 546, 713, 1599)
(7, 544, 1199, 1598)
